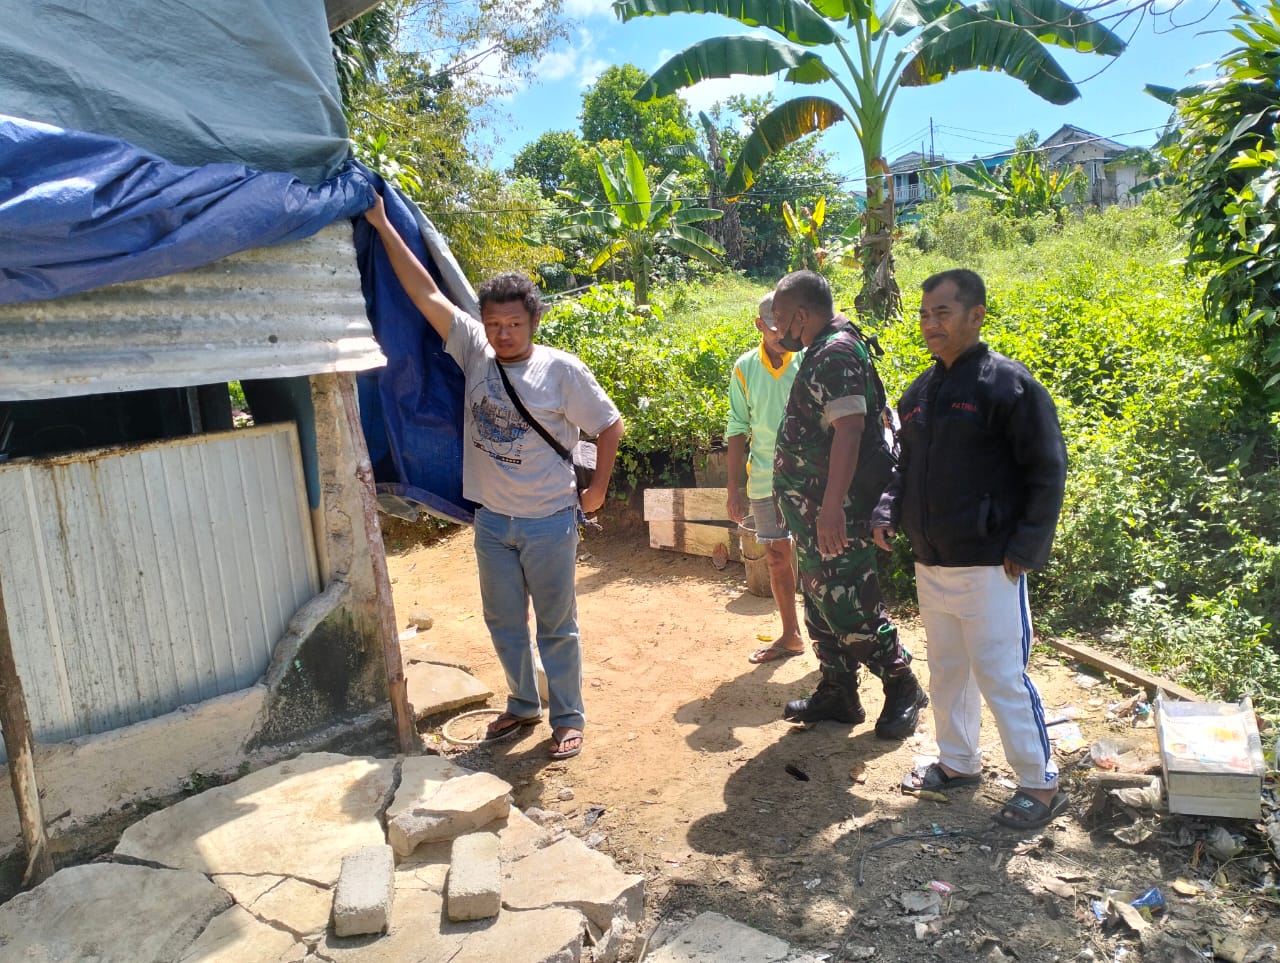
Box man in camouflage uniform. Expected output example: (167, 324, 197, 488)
(770, 270, 927, 736)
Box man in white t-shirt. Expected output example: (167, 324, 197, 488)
(365, 193, 623, 761)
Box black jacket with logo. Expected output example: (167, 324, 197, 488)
(872, 343, 1067, 569)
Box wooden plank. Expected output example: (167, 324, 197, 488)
(1046, 637, 1202, 703)
(648, 521, 742, 562)
(326, 0, 383, 31)
(0, 578, 53, 887)
(337, 374, 419, 754)
(643, 488, 730, 522)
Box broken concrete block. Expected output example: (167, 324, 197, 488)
(387, 771, 513, 856)
(333, 845, 395, 937)
(404, 662, 492, 719)
(645, 912, 791, 963)
(447, 833, 502, 921)
(502, 833, 644, 930)
(387, 755, 471, 821)
(0, 863, 232, 963)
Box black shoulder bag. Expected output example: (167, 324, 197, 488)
(846, 321, 899, 509)
(495, 361, 597, 494)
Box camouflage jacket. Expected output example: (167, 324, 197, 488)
(773, 318, 880, 512)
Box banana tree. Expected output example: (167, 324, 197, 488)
(952, 151, 1086, 221)
(614, 0, 1126, 319)
(558, 141, 724, 305)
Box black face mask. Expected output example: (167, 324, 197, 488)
(775, 313, 804, 352)
(778, 331, 804, 353)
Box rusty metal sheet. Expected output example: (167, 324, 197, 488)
(0, 223, 384, 401)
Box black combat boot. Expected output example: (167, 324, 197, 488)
(874, 670, 928, 739)
(784, 674, 865, 725)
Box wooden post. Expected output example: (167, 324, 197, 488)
(337, 375, 419, 754)
(0, 579, 54, 886)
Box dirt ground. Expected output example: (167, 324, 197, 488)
(385, 507, 1279, 963)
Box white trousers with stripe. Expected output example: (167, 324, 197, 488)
(915, 563, 1058, 790)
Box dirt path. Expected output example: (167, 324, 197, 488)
(385, 509, 1278, 962)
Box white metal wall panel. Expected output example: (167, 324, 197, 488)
(0, 424, 319, 748)
(0, 222, 385, 401)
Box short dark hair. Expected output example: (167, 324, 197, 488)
(477, 272, 542, 322)
(922, 269, 986, 311)
(775, 270, 834, 319)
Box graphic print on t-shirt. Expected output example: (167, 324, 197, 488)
(468, 373, 528, 468)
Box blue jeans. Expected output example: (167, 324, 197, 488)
(473, 506, 584, 731)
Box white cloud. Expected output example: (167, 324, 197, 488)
(533, 28, 609, 90)
(678, 74, 778, 118)
(563, 0, 617, 18)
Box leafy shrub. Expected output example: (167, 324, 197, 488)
(540, 281, 759, 487)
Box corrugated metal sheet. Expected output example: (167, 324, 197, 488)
(0, 424, 319, 751)
(0, 223, 385, 401)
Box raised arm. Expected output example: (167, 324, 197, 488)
(363, 192, 458, 342)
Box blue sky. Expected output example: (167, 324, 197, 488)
(479, 0, 1237, 189)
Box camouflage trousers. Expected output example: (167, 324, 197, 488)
(777, 493, 912, 687)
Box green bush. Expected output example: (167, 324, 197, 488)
(539, 281, 760, 488)
(541, 207, 1280, 715)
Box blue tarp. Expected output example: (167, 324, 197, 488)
(0, 115, 473, 523)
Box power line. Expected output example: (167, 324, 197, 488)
(420, 124, 1167, 217)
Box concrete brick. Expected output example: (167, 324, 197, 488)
(447, 833, 501, 921)
(387, 771, 512, 856)
(332, 845, 395, 937)
(502, 834, 644, 931)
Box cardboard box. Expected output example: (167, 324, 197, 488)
(1156, 696, 1266, 819)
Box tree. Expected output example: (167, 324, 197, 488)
(580, 65, 701, 174)
(511, 130, 587, 198)
(558, 141, 724, 304)
(339, 1, 569, 279)
(614, 0, 1125, 320)
(1154, 0, 1280, 408)
(952, 131, 1086, 222)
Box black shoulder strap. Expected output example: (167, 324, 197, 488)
(495, 360, 572, 462)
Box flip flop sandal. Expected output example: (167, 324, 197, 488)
(902, 762, 982, 793)
(483, 712, 541, 742)
(993, 789, 1070, 830)
(548, 729, 583, 760)
(748, 644, 804, 664)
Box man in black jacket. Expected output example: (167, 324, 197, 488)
(872, 269, 1070, 830)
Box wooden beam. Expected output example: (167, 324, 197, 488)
(338, 375, 419, 754)
(1046, 637, 1202, 703)
(649, 520, 742, 561)
(643, 488, 730, 522)
(0, 579, 53, 887)
(326, 0, 383, 31)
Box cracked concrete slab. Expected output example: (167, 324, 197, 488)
(501, 834, 645, 931)
(176, 904, 306, 963)
(0, 863, 233, 963)
(404, 661, 492, 718)
(645, 912, 792, 963)
(213, 874, 332, 939)
(115, 753, 395, 885)
(385, 755, 471, 821)
(318, 886, 586, 963)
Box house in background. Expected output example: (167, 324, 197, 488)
(1038, 124, 1145, 207)
(889, 151, 949, 215)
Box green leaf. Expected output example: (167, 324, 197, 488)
(902, 12, 1081, 104)
(589, 237, 629, 273)
(636, 36, 835, 100)
(972, 0, 1126, 56)
(808, 0, 878, 30)
(724, 96, 847, 195)
(672, 206, 724, 223)
(613, 0, 839, 45)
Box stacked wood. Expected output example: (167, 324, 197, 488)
(643, 488, 740, 561)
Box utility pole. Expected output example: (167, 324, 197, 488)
(929, 118, 935, 162)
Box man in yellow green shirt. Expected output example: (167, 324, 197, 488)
(726, 292, 805, 663)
